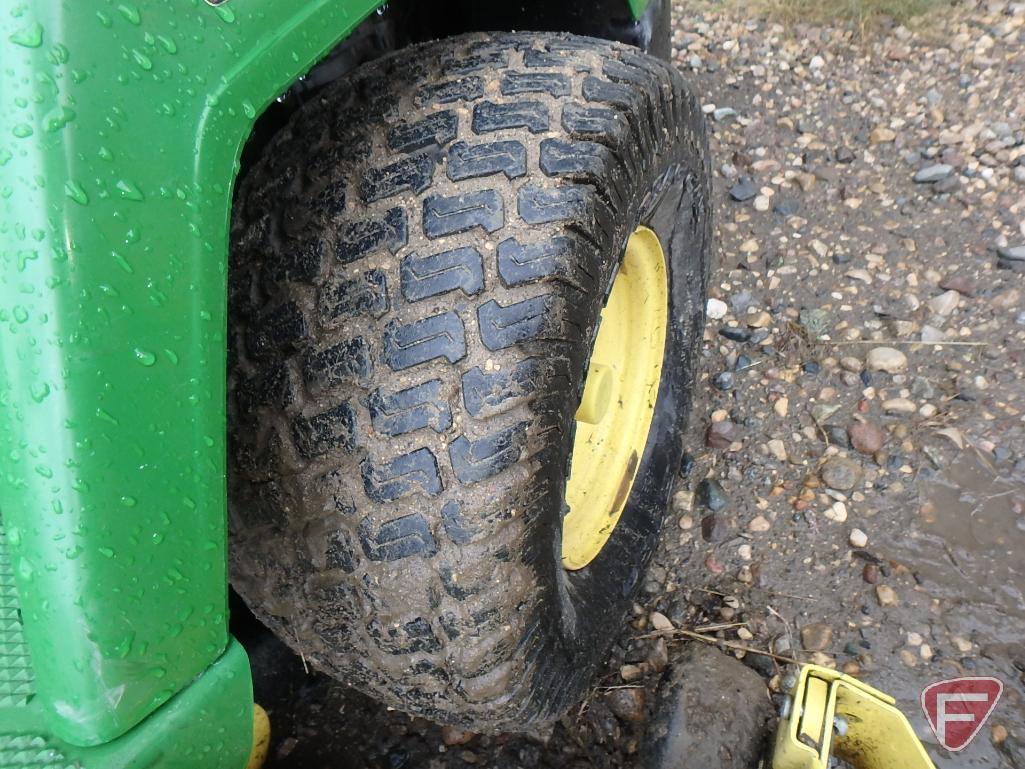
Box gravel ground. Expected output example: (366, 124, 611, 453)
(245, 3, 1025, 766)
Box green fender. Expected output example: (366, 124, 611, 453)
(0, 0, 383, 760)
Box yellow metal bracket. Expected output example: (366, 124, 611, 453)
(773, 666, 936, 769)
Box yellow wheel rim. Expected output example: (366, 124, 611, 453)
(246, 704, 271, 769)
(562, 226, 668, 570)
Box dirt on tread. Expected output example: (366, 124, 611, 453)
(228, 32, 710, 731)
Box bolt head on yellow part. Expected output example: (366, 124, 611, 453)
(562, 226, 669, 570)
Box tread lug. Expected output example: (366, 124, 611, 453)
(449, 422, 529, 484)
(360, 448, 443, 503)
(383, 311, 467, 370)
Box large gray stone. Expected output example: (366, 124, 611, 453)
(640, 644, 772, 769)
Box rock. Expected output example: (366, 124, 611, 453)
(713, 107, 737, 122)
(914, 164, 953, 183)
(706, 297, 728, 320)
(701, 514, 729, 543)
(998, 245, 1025, 271)
(939, 275, 975, 296)
(933, 174, 960, 194)
(866, 347, 907, 373)
(870, 126, 897, 144)
(809, 54, 825, 70)
(748, 311, 772, 328)
(824, 502, 848, 522)
(648, 638, 670, 673)
(697, 479, 728, 512)
(605, 687, 647, 723)
(848, 422, 885, 455)
(773, 397, 789, 417)
(651, 612, 674, 632)
(679, 452, 695, 477)
(621, 663, 646, 682)
(704, 554, 725, 574)
(766, 439, 787, 461)
(820, 456, 862, 491)
(712, 372, 734, 391)
(849, 528, 868, 548)
(729, 177, 757, 202)
(928, 290, 961, 316)
(801, 623, 834, 652)
(774, 197, 801, 217)
(706, 420, 738, 449)
(442, 726, 476, 746)
(883, 397, 916, 415)
(921, 325, 947, 344)
(640, 645, 771, 769)
(876, 585, 899, 607)
(719, 326, 752, 342)
(840, 356, 863, 373)
(748, 515, 771, 533)
(863, 563, 879, 584)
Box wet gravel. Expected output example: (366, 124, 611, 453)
(245, 2, 1025, 766)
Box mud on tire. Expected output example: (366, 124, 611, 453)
(228, 32, 711, 731)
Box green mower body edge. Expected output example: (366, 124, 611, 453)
(0, 0, 654, 765)
(0, 0, 384, 762)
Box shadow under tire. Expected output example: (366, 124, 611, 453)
(228, 31, 711, 731)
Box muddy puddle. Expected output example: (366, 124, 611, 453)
(875, 451, 1025, 767)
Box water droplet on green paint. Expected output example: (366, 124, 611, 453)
(118, 4, 141, 25)
(113, 632, 135, 658)
(116, 179, 144, 200)
(214, 5, 236, 23)
(9, 22, 43, 48)
(12, 124, 33, 139)
(48, 43, 69, 65)
(30, 383, 50, 403)
(16, 250, 39, 271)
(96, 408, 119, 426)
(132, 49, 153, 71)
(44, 106, 76, 133)
(65, 180, 89, 205)
(157, 34, 177, 54)
(98, 546, 115, 558)
(242, 100, 256, 118)
(112, 251, 134, 274)
(121, 496, 137, 508)
(134, 348, 156, 366)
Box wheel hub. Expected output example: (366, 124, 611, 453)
(561, 225, 669, 571)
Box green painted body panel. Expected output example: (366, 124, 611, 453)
(1, 0, 383, 751)
(628, 0, 650, 19)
